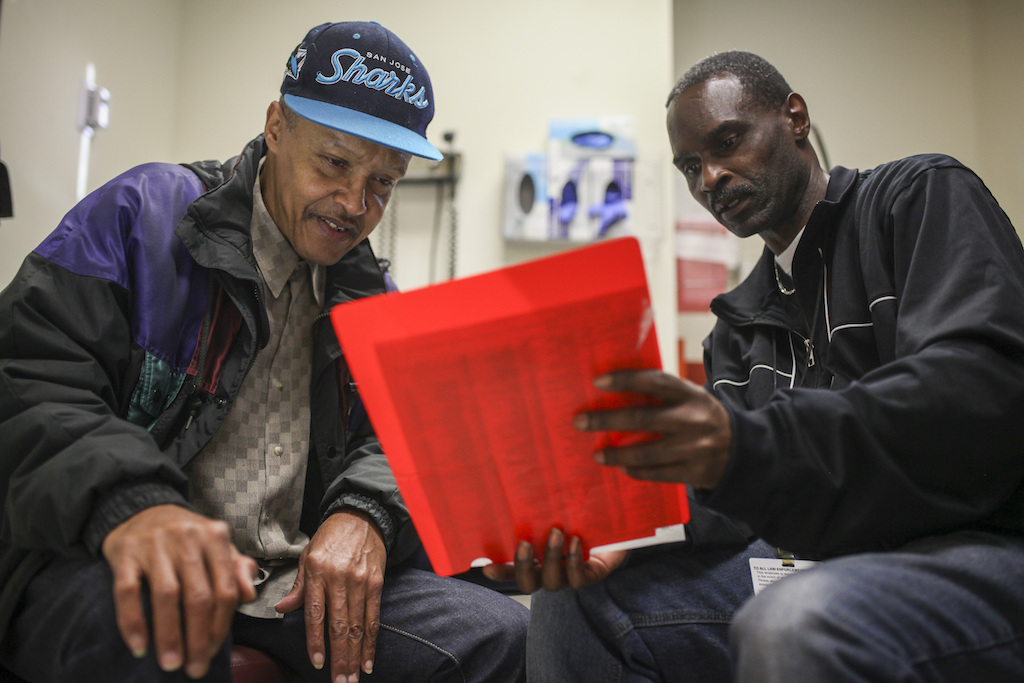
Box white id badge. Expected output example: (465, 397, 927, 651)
(748, 557, 821, 594)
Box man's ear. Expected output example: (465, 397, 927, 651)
(264, 101, 284, 150)
(785, 92, 812, 141)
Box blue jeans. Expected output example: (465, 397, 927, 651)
(0, 557, 528, 682)
(528, 531, 1024, 682)
(527, 539, 776, 682)
(731, 530, 1024, 682)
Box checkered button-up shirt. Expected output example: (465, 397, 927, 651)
(186, 172, 324, 618)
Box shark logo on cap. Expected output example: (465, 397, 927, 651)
(285, 47, 307, 81)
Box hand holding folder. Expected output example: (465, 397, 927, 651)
(330, 237, 689, 576)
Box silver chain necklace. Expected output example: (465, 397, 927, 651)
(774, 260, 796, 295)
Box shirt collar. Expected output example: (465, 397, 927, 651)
(774, 227, 806, 276)
(251, 168, 325, 307)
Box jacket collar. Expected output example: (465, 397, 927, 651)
(710, 165, 860, 325)
(175, 135, 266, 279)
(175, 134, 387, 309)
(173, 135, 388, 358)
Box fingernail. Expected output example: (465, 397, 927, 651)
(515, 541, 531, 561)
(594, 374, 612, 389)
(129, 639, 147, 659)
(186, 662, 207, 679)
(349, 674, 360, 683)
(159, 652, 182, 672)
(594, 450, 606, 464)
(547, 528, 563, 548)
(312, 652, 325, 670)
(364, 660, 374, 674)
(573, 413, 588, 430)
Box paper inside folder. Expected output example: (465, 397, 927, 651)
(589, 523, 687, 554)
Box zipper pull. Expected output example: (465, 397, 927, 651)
(184, 381, 200, 431)
(805, 338, 816, 368)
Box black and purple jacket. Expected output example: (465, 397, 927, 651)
(0, 135, 417, 642)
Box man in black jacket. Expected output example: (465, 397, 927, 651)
(0, 21, 527, 683)
(487, 51, 1024, 681)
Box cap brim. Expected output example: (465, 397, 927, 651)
(284, 94, 443, 161)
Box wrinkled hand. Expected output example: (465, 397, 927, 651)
(576, 370, 732, 489)
(275, 509, 386, 682)
(101, 504, 258, 679)
(482, 528, 627, 593)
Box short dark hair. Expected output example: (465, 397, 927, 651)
(667, 51, 792, 111)
(279, 97, 300, 130)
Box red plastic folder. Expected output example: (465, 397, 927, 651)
(330, 237, 689, 576)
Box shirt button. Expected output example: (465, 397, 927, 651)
(274, 446, 284, 457)
(275, 380, 284, 391)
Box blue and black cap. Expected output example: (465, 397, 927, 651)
(281, 21, 442, 161)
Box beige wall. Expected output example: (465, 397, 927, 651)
(671, 0, 1024, 362)
(0, 0, 680, 368)
(169, 0, 680, 367)
(2, 0, 1022, 371)
(673, 0, 1024, 224)
(0, 0, 182, 285)
(973, 0, 1024, 234)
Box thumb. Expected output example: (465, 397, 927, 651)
(274, 567, 305, 614)
(481, 562, 515, 583)
(234, 554, 259, 603)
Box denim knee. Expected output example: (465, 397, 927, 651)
(730, 566, 841, 680)
(3, 558, 235, 682)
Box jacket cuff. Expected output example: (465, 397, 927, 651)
(82, 479, 192, 556)
(701, 406, 777, 524)
(322, 493, 397, 553)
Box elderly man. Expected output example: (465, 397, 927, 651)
(0, 21, 527, 683)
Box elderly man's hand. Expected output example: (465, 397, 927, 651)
(275, 509, 386, 682)
(576, 369, 732, 489)
(101, 504, 258, 679)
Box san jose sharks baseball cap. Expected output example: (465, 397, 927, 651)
(281, 21, 442, 161)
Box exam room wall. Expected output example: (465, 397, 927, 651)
(0, 0, 182, 289)
(671, 0, 1024, 366)
(0, 0, 682, 370)
(2, 1, 1022, 374)
(168, 0, 681, 371)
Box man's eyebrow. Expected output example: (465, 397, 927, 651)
(672, 152, 694, 168)
(386, 162, 410, 178)
(382, 153, 412, 177)
(322, 138, 410, 176)
(673, 120, 746, 167)
(710, 119, 746, 139)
